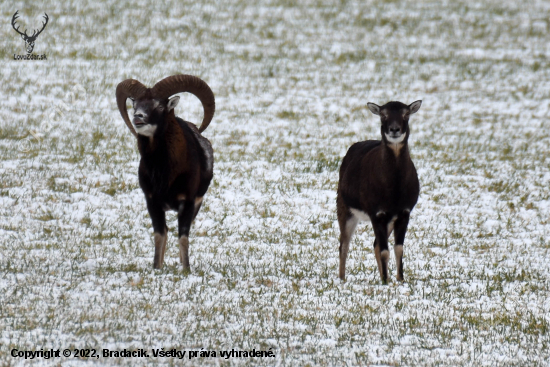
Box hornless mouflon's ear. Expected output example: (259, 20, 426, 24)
(167, 96, 180, 112)
(367, 102, 381, 116)
(408, 100, 422, 115)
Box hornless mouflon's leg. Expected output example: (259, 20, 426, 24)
(178, 199, 196, 271)
(337, 203, 358, 280)
(393, 212, 411, 282)
(371, 217, 390, 284)
(147, 199, 167, 269)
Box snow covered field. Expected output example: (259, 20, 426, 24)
(1, 0, 550, 365)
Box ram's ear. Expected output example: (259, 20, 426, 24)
(367, 102, 381, 116)
(130, 98, 136, 109)
(167, 96, 180, 111)
(408, 100, 422, 115)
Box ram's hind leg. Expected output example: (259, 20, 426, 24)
(178, 199, 196, 271)
(153, 232, 167, 269)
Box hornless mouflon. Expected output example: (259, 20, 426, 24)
(116, 75, 215, 271)
(337, 100, 421, 283)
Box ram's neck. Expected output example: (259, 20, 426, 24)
(137, 116, 188, 190)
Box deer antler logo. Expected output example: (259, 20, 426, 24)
(11, 10, 49, 54)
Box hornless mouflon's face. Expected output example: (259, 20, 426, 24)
(367, 100, 422, 144)
(132, 96, 180, 137)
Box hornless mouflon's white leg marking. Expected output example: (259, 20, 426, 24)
(179, 235, 190, 270)
(339, 214, 358, 280)
(153, 232, 167, 269)
(394, 244, 404, 281)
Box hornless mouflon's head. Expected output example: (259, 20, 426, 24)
(366, 100, 422, 145)
(131, 92, 180, 137)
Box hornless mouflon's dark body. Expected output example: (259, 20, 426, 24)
(116, 75, 215, 271)
(337, 100, 421, 283)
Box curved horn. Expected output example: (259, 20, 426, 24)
(116, 79, 148, 137)
(151, 75, 215, 133)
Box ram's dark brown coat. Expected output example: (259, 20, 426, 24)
(116, 75, 215, 271)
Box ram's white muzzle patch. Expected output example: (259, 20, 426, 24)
(135, 124, 157, 137)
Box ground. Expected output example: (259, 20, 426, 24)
(1, 0, 549, 365)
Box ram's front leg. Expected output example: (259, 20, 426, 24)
(146, 199, 167, 269)
(178, 199, 196, 271)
